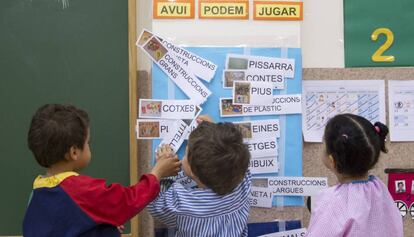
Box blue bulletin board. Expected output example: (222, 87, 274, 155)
(151, 47, 303, 206)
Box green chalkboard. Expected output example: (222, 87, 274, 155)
(0, 0, 130, 234)
(344, 0, 414, 67)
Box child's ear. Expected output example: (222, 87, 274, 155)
(328, 154, 336, 170)
(65, 146, 79, 161)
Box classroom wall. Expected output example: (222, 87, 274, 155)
(136, 1, 413, 236)
(303, 68, 414, 236)
(150, 0, 344, 68)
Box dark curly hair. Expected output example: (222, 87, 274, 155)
(27, 104, 89, 168)
(187, 122, 250, 195)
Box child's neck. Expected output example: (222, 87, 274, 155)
(336, 173, 369, 184)
(46, 161, 75, 177)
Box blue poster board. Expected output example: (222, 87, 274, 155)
(152, 47, 303, 206)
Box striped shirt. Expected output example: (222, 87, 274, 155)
(148, 171, 252, 237)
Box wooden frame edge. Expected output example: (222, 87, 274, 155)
(128, 0, 139, 236)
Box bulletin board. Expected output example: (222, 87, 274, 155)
(150, 46, 303, 207)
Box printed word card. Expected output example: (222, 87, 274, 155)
(226, 54, 295, 78)
(258, 228, 307, 237)
(234, 119, 280, 139)
(137, 31, 211, 105)
(246, 137, 278, 158)
(138, 29, 217, 82)
(158, 120, 189, 152)
(223, 69, 284, 89)
(267, 177, 328, 196)
(220, 94, 302, 117)
(139, 99, 198, 119)
(249, 186, 273, 208)
(233, 81, 274, 105)
(249, 156, 279, 174)
(136, 119, 175, 139)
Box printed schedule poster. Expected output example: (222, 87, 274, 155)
(152, 47, 303, 207)
(344, 0, 414, 67)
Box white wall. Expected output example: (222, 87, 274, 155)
(139, 0, 344, 68)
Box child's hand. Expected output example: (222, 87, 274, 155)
(151, 149, 181, 180)
(117, 225, 125, 233)
(196, 115, 214, 124)
(156, 144, 175, 161)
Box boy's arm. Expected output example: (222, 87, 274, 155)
(147, 182, 181, 227)
(60, 174, 160, 226)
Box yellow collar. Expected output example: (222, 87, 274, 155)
(33, 171, 79, 189)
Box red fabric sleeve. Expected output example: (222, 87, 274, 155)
(60, 174, 160, 226)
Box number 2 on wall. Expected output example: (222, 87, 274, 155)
(371, 28, 395, 62)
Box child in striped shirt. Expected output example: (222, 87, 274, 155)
(148, 117, 251, 237)
(305, 114, 403, 237)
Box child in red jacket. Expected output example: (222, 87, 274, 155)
(23, 104, 181, 237)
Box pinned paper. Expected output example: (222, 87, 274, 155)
(253, 1, 303, 21)
(388, 80, 414, 141)
(220, 94, 302, 117)
(257, 228, 307, 237)
(136, 119, 175, 139)
(139, 99, 197, 119)
(138, 29, 217, 82)
(198, 0, 249, 20)
(249, 186, 273, 208)
(162, 39, 217, 82)
(234, 119, 280, 139)
(245, 138, 278, 158)
(137, 33, 211, 105)
(249, 156, 279, 174)
(233, 81, 274, 105)
(153, 0, 195, 19)
(267, 177, 328, 196)
(158, 120, 189, 152)
(158, 105, 201, 152)
(226, 54, 295, 78)
(302, 80, 386, 142)
(223, 69, 284, 89)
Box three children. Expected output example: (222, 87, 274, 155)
(23, 104, 403, 236)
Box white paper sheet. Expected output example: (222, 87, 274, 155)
(139, 99, 197, 119)
(137, 29, 217, 82)
(249, 186, 273, 208)
(226, 54, 295, 78)
(234, 119, 280, 139)
(258, 228, 307, 237)
(267, 177, 328, 196)
(137, 33, 211, 105)
(158, 120, 188, 152)
(136, 119, 175, 139)
(222, 69, 284, 89)
(302, 80, 386, 142)
(388, 80, 414, 141)
(233, 81, 274, 106)
(220, 94, 302, 117)
(249, 156, 279, 174)
(245, 138, 278, 158)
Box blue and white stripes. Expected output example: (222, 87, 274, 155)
(148, 171, 252, 237)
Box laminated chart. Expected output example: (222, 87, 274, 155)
(302, 80, 386, 142)
(388, 80, 414, 141)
